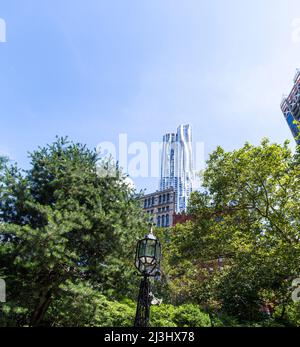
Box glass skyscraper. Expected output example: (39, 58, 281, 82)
(160, 124, 194, 213)
(281, 69, 300, 144)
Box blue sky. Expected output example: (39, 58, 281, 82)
(0, 0, 299, 192)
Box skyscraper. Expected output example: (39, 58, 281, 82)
(281, 69, 300, 144)
(160, 124, 194, 213)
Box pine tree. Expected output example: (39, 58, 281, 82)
(0, 138, 146, 326)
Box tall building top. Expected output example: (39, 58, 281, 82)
(281, 68, 300, 113)
(163, 133, 176, 142)
(294, 69, 300, 83)
(281, 69, 300, 144)
(160, 124, 194, 213)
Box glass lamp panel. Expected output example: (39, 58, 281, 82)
(135, 234, 161, 275)
(145, 256, 154, 264)
(145, 240, 156, 258)
(138, 240, 147, 258)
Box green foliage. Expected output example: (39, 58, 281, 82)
(0, 155, 8, 169)
(45, 281, 136, 327)
(0, 154, 8, 196)
(0, 137, 146, 326)
(151, 304, 211, 328)
(1, 138, 299, 327)
(211, 313, 241, 327)
(271, 302, 300, 327)
(172, 304, 211, 327)
(150, 305, 178, 327)
(46, 280, 210, 327)
(158, 139, 300, 325)
(293, 119, 300, 142)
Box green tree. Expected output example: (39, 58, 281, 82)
(0, 137, 146, 326)
(44, 280, 136, 327)
(0, 155, 8, 168)
(161, 140, 300, 323)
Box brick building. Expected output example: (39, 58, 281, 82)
(140, 188, 193, 228)
(140, 188, 176, 227)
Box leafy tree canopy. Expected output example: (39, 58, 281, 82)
(159, 140, 300, 322)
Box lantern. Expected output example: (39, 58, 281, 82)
(135, 229, 161, 277)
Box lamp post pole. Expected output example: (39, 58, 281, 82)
(134, 226, 161, 328)
(134, 274, 151, 327)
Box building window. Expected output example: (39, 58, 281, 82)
(152, 196, 155, 205)
(167, 193, 170, 202)
(159, 195, 162, 204)
(166, 206, 169, 211)
(166, 214, 169, 226)
(287, 112, 299, 138)
(157, 216, 161, 227)
(144, 199, 147, 208)
(163, 194, 166, 203)
(162, 215, 165, 227)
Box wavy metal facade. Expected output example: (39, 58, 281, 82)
(281, 69, 300, 144)
(160, 124, 194, 213)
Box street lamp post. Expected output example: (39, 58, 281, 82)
(134, 227, 161, 327)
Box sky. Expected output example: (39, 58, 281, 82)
(0, 0, 299, 192)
